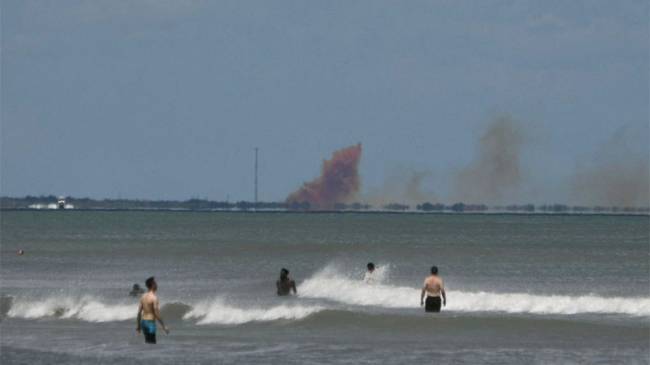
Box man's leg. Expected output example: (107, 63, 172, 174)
(142, 321, 157, 344)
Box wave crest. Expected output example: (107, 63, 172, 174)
(183, 298, 323, 325)
(3, 267, 649, 325)
(299, 266, 650, 316)
(7, 296, 134, 322)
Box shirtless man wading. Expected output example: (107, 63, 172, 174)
(420, 266, 447, 313)
(136, 277, 169, 344)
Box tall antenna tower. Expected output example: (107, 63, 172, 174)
(254, 147, 258, 207)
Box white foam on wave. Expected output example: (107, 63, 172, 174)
(7, 296, 135, 322)
(299, 266, 650, 316)
(183, 298, 323, 325)
(450, 291, 650, 315)
(300, 265, 417, 308)
(7, 265, 649, 324)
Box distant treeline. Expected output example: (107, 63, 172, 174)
(1, 196, 648, 214)
(0, 196, 285, 211)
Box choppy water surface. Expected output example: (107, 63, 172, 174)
(1, 211, 648, 364)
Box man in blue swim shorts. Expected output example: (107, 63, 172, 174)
(136, 277, 169, 344)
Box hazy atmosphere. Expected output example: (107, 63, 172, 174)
(2, 0, 648, 206)
(2, 3, 649, 364)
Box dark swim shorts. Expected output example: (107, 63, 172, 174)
(141, 320, 156, 344)
(425, 296, 442, 313)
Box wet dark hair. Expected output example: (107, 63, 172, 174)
(133, 283, 141, 290)
(431, 266, 438, 275)
(145, 277, 155, 289)
(367, 262, 375, 271)
(280, 268, 289, 277)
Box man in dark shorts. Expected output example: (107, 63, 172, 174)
(420, 266, 447, 312)
(136, 277, 169, 344)
(276, 268, 297, 296)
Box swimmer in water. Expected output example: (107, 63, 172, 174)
(276, 268, 297, 296)
(129, 283, 144, 297)
(17, 249, 24, 256)
(136, 277, 169, 344)
(363, 262, 376, 284)
(420, 266, 446, 313)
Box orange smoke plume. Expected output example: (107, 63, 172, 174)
(286, 144, 362, 209)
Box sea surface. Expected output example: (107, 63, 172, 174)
(1, 211, 649, 364)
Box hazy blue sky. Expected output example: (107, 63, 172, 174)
(2, 0, 648, 204)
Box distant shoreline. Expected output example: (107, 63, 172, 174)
(1, 207, 648, 217)
(2, 196, 648, 216)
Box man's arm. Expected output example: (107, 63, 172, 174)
(291, 280, 297, 295)
(154, 297, 169, 334)
(441, 279, 446, 306)
(136, 301, 142, 333)
(420, 287, 426, 306)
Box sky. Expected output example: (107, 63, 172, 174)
(1, 0, 648, 205)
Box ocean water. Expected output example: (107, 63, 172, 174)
(1, 211, 648, 364)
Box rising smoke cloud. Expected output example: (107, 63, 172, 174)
(286, 144, 362, 209)
(364, 168, 437, 207)
(571, 127, 649, 207)
(453, 115, 524, 204)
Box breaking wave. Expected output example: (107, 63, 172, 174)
(299, 266, 650, 316)
(183, 299, 323, 325)
(3, 267, 648, 325)
(2, 295, 323, 325)
(5, 296, 134, 322)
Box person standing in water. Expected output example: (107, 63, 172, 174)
(129, 283, 144, 297)
(276, 268, 297, 296)
(136, 277, 169, 344)
(363, 262, 376, 284)
(420, 266, 446, 313)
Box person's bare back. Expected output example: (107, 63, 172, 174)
(420, 266, 447, 313)
(139, 291, 157, 320)
(136, 277, 169, 344)
(423, 275, 444, 297)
